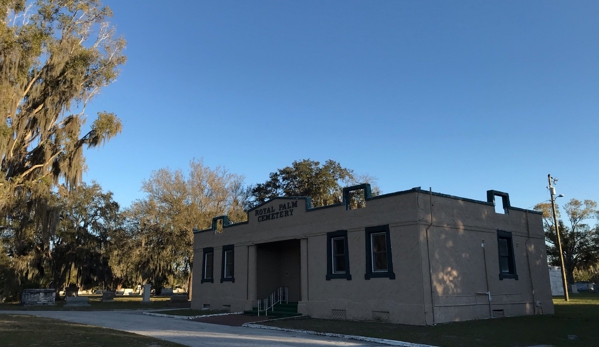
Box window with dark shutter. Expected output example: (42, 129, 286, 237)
(497, 230, 518, 280)
(365, 225, 395, 280)
(326, 230, 352, 280)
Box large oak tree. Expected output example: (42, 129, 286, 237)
(535, 198, 599, 285)
(0, 0, 125, 296)
(0, 0, 125, 203)
(250, 159, 378, 208)
(127, 160, 248, 297)
(50, 182, 121, 291)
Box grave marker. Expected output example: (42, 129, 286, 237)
(64, 296, 90, 307)
(21, 289, 56, 306)
(142, 284, 151, 303)
(101, 291, 115, 303)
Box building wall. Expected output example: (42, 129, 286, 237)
(191, 245, 249, 312)
(191, 188, 554, 325)
(303, 222, 427, 325)
(418, 192, 554, 324)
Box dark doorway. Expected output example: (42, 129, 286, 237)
(256, 239, 301, 302)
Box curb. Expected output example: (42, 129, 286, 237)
(241, 323, 439, 347)
(143, 311, 243, 320)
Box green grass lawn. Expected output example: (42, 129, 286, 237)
(264, 293, 599, 347)
(0, 314, 186, 347)
(0, 295, 176, 311)
(2, 293, 596, 346)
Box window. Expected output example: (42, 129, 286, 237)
(371, 233, 388, 271)
(365, 225, 395, 280)
(224, 250, 234, 277)
(497, 230, 518, 280)
(221, 244, 235, 283)
(326, 230, 351, 280)
(201, 247, 214, 283)
(332, 238, 346, 273)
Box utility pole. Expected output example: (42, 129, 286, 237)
(548, 174, 569, 301)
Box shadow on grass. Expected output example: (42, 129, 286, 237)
(0, 314, 186, 347)
(264, 294, 599, 347)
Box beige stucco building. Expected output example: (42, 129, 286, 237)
(191, 184, 554, 325)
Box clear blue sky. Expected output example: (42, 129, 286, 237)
(82, 0, 598, 214)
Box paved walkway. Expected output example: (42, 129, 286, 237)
(192, 313, 271, 326)
(0, 310, 382, 347)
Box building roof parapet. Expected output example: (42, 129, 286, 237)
(192, 185, 541, 234)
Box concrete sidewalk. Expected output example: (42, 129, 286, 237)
(0, 310, 382, 347)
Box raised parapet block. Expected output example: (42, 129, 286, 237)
(487, 190, 511, 214)
(343, 183, 372, 210)
(211, 215, 229, 233)
(21, 289, 56, 306)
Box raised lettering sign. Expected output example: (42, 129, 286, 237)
(255, 200, 299, 223)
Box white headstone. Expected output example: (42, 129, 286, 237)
(549, 266, 564, 296)
(142, 284, 151, 303)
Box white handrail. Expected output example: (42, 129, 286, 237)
(257, 286, 288, 316)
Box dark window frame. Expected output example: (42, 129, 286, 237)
(220, 244, 235, 283)
(343, 184, 372, 210)
(497, 230, 518, 280)
(201, 247, 214, 283)
(487, 190, 511, 215)
(326, 230, 352, 280)
(365, 225, 395, 280)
